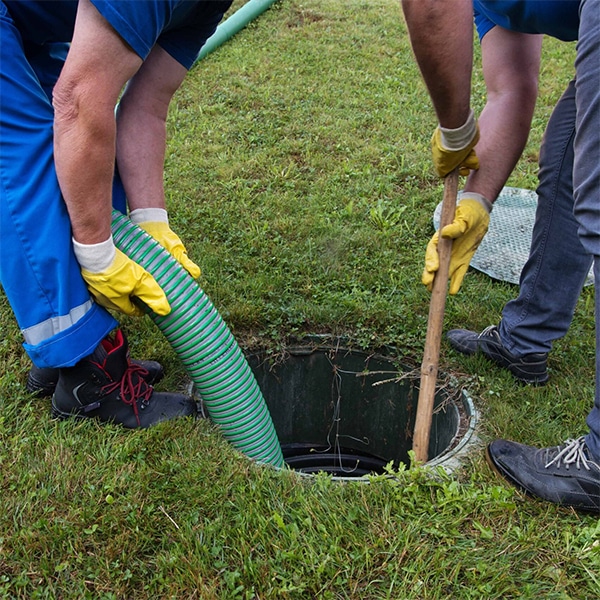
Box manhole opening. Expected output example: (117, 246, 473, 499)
(244, 338, 476, 478)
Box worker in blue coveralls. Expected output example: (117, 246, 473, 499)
(402, 0, 600, 513)
(0, 0, 232, 428)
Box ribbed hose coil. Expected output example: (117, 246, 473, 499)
(111, 210, 284, 467)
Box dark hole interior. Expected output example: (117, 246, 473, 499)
(245, 340, 460, 477)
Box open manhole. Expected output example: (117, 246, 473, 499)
(243, 337, 479, 479)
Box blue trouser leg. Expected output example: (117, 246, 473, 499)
(574, 0, 600, 460)
(588, 259, 600, 459)
(0, 3, 116, 368)
(498, 80, 593, 356)
(24, 41, 70, 102)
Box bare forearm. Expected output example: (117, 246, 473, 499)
(52, 0, 143, 245)
(465, 30, 542, 201)
(464, 92, 536, 201)
(53, 90, 116, 244)
(115, 46, 187, 212)
(116, 99, 168, 212)
(401, 0, 474, 127)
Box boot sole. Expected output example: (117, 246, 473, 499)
(448, 329, 549, 385)
(51, 403, 87, 421)
(26, 374, 58, 397)
(482, 349, 549, 385)
(51, 398, 201, 427)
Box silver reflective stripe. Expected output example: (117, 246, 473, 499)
(22, 300, 93, 345)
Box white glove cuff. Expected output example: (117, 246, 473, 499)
(458, 191, 492, 213)
(439, 110, 477, 151)
(129, 208, 168, 225)
(73, 237, 116, 273)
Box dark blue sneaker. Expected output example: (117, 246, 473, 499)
(487, 437, 600, 513)
(447, 325, 548, 385)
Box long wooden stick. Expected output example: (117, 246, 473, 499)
(413, 169, 459, 463)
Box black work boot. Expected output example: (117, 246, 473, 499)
(27, 358, 164, 397)
(51, 330, 196, 428)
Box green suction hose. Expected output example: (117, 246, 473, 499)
(194, 0, 280, 63)
(111, 210, 285, 468)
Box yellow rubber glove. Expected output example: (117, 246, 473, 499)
(431, 111, 480, 178)
(137, 221, 201, 280)
(80, 248, 171, 317)
(422, 195, 491, 295)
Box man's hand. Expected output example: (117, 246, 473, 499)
(431, 111, 480, 177)
(422, 194, 491, 294)
(130, 209, 201, 279)
(73, 238, 170, 317)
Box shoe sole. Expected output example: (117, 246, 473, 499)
(51, 400, 94, 422)
(26, 373, 58, 397)
(481, 347, 549, 386)
(51, 406, 77, 420)
(51, 399, 202, 427)
(448, 336, 548, 385)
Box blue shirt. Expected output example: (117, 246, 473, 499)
(473, 0, 581, 41)
(4, 0, 231, 69)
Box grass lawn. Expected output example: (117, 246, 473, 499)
(1, 1, 599, 598)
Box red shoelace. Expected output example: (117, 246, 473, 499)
(102, 363, 153, 427)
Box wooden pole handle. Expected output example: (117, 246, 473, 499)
(412, 169, 459, 463)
